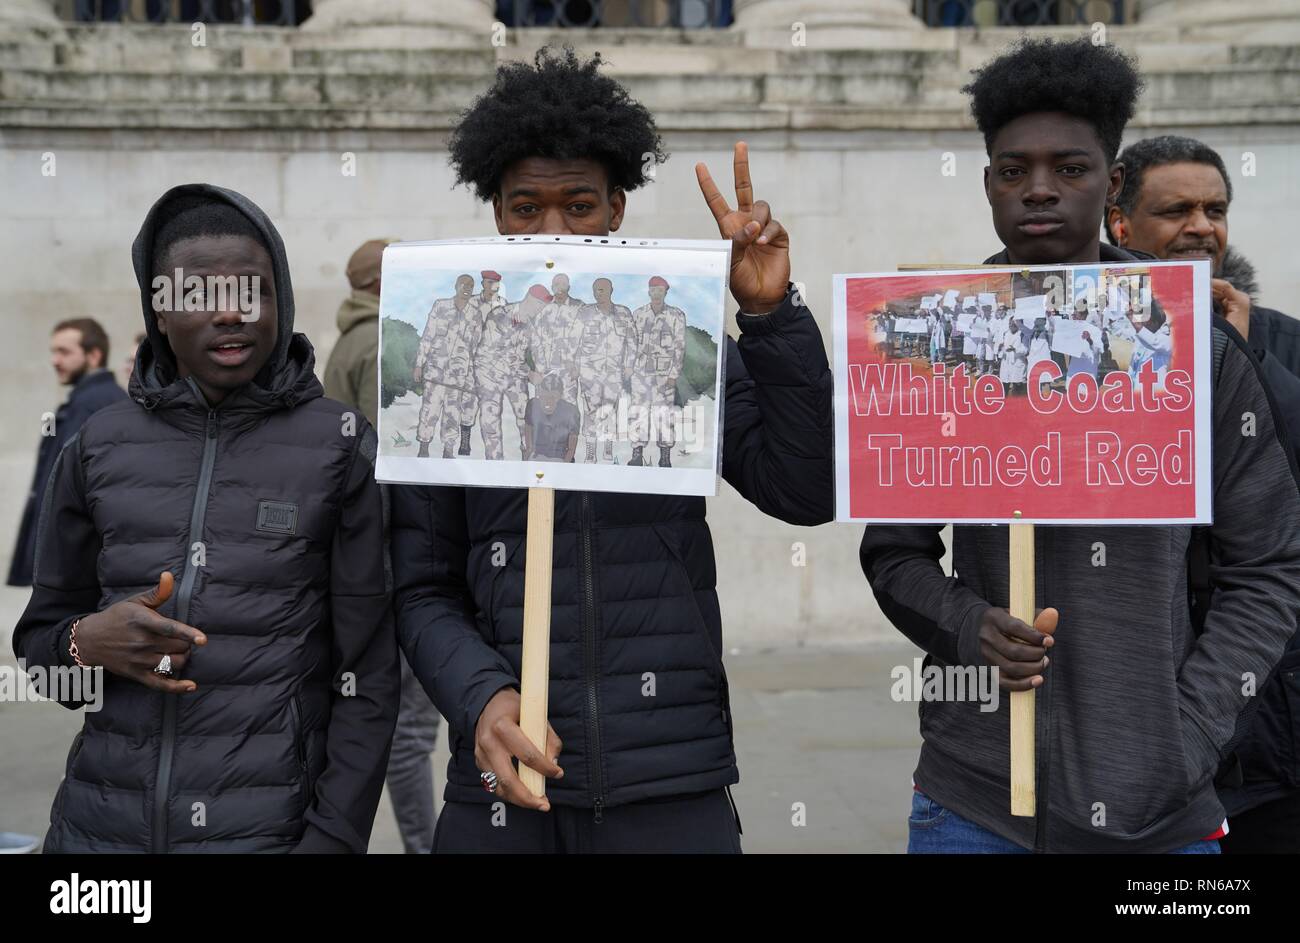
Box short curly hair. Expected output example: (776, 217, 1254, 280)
(963, 37, 1143, 164)
(1112, 135, 1233, 217)
(448, 46, 668, 203)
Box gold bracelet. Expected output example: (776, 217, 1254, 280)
(68, 618, 87, 669)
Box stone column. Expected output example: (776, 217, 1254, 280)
(734, 0, 922, 28)
(1138, 0, 1300, 40)
(301, 0, 496, 32)
(733, 0, 926, 48)
(0, 0, 60, 29)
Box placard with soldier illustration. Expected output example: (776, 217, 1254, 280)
(376, 237, 730, 495)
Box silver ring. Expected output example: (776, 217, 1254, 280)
(480, 770, 499, 794)
(153, 655, 173, 677)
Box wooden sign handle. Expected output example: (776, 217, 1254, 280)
(518, 486, 555, 798)
(1009, 521, 1035, 817)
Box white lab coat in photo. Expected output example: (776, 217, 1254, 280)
(1028, 331, 1053, 375)
(998, 328, 1028, 384)
(1066, 322, 1103, 379)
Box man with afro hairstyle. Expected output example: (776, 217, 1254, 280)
(391, 47, 834, 853)
(860, 37, 1300, 853)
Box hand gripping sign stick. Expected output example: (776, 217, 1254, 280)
(898, 262, 1061, 816)
(518, 482, 554, 798)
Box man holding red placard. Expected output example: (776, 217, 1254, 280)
(859, 37, 1300, 853)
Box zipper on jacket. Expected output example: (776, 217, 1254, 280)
(578, 493, 605, 823)
(152, 400, 218, 853)
(290, 694, 312, 813)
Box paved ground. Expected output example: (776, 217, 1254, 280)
(0, 585, 922, 854)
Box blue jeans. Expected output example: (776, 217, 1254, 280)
(907, 791, 1221, 854)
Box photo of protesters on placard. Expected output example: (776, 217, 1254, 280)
(375, 238, 729, 496)
(859, 264, 1172, 398)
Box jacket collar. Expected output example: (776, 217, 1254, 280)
(65, 368, 117, 403)
(983, 243, 1155, 266)
(128, 332, 323, 420)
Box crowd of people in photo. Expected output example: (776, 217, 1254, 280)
(870, 285, 1173, 396)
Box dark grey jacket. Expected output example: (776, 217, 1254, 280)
(860, 246, 1300, 852)
(8, 369, 126, 587)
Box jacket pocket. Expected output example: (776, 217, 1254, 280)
(908, 790, 951, 829)
(651, 524, 723, 683)
(289, 694, 313, 813)
(1178, 709, 1219, 798)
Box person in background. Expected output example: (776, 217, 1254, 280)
(1107, 134, 1300, 378)
(8, 318, 126, 588)
(1106, 134, 1300, 464)
(121, 331, 146, 388)
(324, 240, 390, 430)
(1107, 133, 1300, 854)
(323, 237, 442, 855)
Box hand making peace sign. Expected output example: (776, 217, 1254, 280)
(696, 142, 792, 315)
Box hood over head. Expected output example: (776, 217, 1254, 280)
(336, 289, 381, 334)
(129, 183, 319, 411)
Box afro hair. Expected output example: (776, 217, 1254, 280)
(448, 46, 668, 203)
(963, 37, 1143, 164)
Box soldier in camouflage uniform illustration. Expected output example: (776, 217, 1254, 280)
(629, 275, 686, 467)
(568, 277, 636, 464)
(529, 273, 585, 405)
(455, 269, 504, 456)
(413, 273, 479, 458)
(475, 283, 551, 460)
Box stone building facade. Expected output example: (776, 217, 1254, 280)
(3, 0, 1298, 644)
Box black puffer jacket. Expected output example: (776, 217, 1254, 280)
(1217, 303, 1300, 816)
(392, 288, 834, 810)
(12, 184, 399, 853)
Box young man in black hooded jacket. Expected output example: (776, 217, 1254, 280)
(392, 48, 835, 853)
(12, 184, 399, 853)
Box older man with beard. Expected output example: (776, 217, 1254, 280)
(1107, 135, 1300, 378)
(1108, 133, 1300, 855)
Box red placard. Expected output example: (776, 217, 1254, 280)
(833, 261, 1212, 524)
